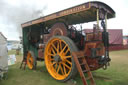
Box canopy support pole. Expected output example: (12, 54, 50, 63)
(105, 13, 108, 32)
(97, 9, 99, 30)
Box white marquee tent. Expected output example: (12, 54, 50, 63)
(0, 32, 8, 79)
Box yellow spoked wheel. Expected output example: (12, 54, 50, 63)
(27, 51, 36, 70)
(45, 36, 77, 82)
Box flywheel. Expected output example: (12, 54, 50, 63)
(50, 23, 68, 36)
(44, 36, 77, 82)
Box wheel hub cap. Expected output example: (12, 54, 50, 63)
(54, 55, 61, 62)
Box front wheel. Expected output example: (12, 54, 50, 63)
(44, 36, 78, 82)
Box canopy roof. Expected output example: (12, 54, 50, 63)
(21, 1, 115, 28)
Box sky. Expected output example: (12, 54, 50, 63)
(0, 0, 128, 40)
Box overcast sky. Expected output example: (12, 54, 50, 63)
(0, 0, 128, 40)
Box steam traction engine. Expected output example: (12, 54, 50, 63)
(21, 1, 115, 85)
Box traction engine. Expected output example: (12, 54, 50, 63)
(20, 1, 115, 85)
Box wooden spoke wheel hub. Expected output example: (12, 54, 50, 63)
(54, 55, 61, 62)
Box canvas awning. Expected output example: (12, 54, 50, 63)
(21, 1, 115, 28)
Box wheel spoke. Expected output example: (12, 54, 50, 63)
(48, 53, 55, 56)
(57, 63, 60, 73)
(62, 62, 71, 70)
(30, 57, 32, 61)
(60, 63, 64, 75)
(30, 58, 33, 64)
(50, 58, 54, 61)
(51, 62, 56, 66)
(63, 64, 67, 75)
(51, 47, 56, 55)
(51, 43, 57, 52)
(63, 48, 70, 56)
(55, 63, 58, 71)
(60, 44, 68, 55)
(57, 41, 60, 53)
(31, 60, 33, 64)
(64, 56, 72, 59)
(47, 52, 55, 56)
(59, 40, 62, 51)
(66, 60, 72, 65)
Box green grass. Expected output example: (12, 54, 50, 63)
(0, 50, 128, 85)
(94, 50, 128, 85)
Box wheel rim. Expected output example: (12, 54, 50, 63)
(45, 37, 73, 80)
(27, 52, 34, 69)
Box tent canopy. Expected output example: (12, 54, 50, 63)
(0, 32, 8, 73)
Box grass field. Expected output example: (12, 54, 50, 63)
(0, 50, 128, 85)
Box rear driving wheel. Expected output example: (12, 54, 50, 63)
(27, 51, 36, 70)
(44, 36, 77, 82)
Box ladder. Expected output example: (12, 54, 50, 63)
(20, 56, 27, 70)
(72, 51, 96, 85)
